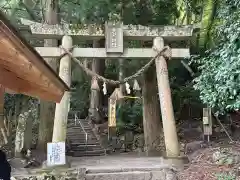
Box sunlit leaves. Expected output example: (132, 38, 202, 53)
(193, 0, 240, 114)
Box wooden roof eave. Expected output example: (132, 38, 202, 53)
(0, 12, 70, 102)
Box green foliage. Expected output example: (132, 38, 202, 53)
(216, 173, 235, 180)
(59, 0, 179, 24)
(71, 66, 91, 117)
(193, 0, 240, 114)
(198, 0, 219, 49)
(116, 99, 143, 133)
(172, 81, 202, 118)
(4, 93, 16, 114)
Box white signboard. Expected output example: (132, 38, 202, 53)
(47, 142, 66, 166)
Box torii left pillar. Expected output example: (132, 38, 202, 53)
(52, 35, 72, 143)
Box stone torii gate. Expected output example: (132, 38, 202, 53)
(21, 19, 197, 157)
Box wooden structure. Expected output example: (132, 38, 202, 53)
(0, 11, 70, 148)
(21, 18, 199, 157)
(0, 12, 69, 102)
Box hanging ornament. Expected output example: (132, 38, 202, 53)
(91, 77, 100, 91)
(103, 82, 107, 95)
(125, 82, 131, 94)
(133, 79, 141, 91)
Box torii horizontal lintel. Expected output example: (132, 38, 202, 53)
(35, 47, 190, 59)
(21, 18, 199, 41)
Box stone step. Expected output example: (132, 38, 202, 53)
(67, 132, 94, 136)
(67, 125, 91, 129)
(85, 171, 174, 180)
(67, 130, 93, 134)
(68, 119, 90, 124)
(67, 129, 93, 133)
(70, 141, 101, 146)
(71, 150, 106, 157)
(67, 129, 94, 134)
(67, 121, 90, 124)
(67, 124, 91, 128)
(67, 137, 97, 141)
(68, 139, 98, 144)
(69, 140, 99, 145)
(67, 122, 90, 126)
(67, 134, 95, 138)
(71, 143, 101, 147)
(67, 136, 98, 141)
(67, 133, 97, 138)
(67, 127, 92, 131)
(68, 140, 98, 144)
(71, 145, 104, 151)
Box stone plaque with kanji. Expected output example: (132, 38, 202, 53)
(105, 21, 123, 53)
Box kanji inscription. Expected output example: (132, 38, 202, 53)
(105, 22, 123, 53)
(47, 142, 66, 166)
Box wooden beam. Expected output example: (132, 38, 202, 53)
(0, 67, 63, 102)
(0, 21, 70, 93)
(35, 47, 190, 59)
(0, 58, 59, 94)
(20, 18, 199, 41)
(0, 39, 61, 94)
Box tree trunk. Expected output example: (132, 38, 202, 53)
(7, 109, 13, 157)
(37, 0, 59, 151)
(118, 58, 124, 106)
(37, 102, 55, 150)
(0, 86, 7, 146)
(24, 109, 33, 151)
(15, 96, 30, 157)
(142, 65, 162, 155)
(89, 40, 105, 123)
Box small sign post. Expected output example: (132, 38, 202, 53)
(203, 108, 212, 142)
(47, 142, 66, 166)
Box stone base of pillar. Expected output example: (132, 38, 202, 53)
(41, 158, 71, 169)
(145, 150, 162, 157)
(162, 156, 189, 169)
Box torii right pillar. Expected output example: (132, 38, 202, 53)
(154, 37, 180, 157)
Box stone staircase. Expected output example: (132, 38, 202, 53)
(66, 111, 106, 157)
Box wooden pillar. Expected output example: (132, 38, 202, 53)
(52, 35, 72, 143)
(153, 37, 179, 157)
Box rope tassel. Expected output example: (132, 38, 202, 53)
(125, 82, 131, 94)
(103, 82, 107, 95)
(133, 79, 141, 91)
